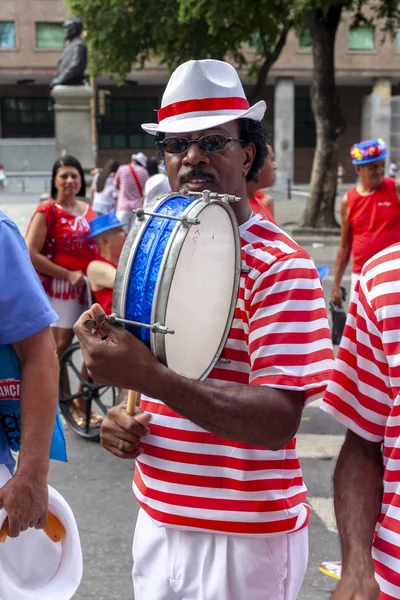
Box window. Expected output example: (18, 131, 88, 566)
(295, 96, 316, 149)
(98, 96, 159, 149)
(1, 98, 55, 138)
(299, 29, 312, 51)
(0, 22, 15, 48)
(349, 26, 375, 51)
(249, 33, 260, 50)
(36, 22, 64, 48)
(397, 28, 400, 52)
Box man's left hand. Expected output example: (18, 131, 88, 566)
(0, 472, 48, 538)
(73, 304, 162, 392)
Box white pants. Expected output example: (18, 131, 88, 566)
(132, 509, 308, 600)
(48, 295, 85, 329)
(116, 209, 135, 232)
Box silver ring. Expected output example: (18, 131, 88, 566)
(118, 439, 124, 452)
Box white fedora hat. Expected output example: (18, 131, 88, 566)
(131, 151, 148, 167)
(0, 466, 83, 600)
(142, 59, 266, 135)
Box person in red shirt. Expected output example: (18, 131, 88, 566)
(86, 214, 127, 314)
(331, 138, 400, 305)
(26, 155, 98, 358)
(247, 143, 277, 224)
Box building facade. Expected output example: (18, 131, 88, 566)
(1, 0, 400, 182)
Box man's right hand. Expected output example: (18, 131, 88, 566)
(331, 285, 344, 306)
(331, 576, 380, 600)
(100, 404, 151, 459)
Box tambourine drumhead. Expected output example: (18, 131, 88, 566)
(113, 193, 241, 380)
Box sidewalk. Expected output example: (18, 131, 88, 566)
(0, 192, 39, 235)
(0, 189, 343, 278)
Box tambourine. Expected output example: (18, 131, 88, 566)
(112, 190, 241, 381)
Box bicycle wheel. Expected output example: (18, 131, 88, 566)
(59, 342, 117, 440)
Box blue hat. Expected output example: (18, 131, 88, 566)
(350, 138, 388, 165)
(89, 213, 124, 238)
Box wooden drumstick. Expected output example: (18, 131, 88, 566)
(126, 390, 140, 415)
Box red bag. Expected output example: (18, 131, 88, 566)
(38, 201, 57, 293)
(128, 164, 144, 197)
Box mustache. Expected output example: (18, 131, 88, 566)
(179, 168, 216, 185)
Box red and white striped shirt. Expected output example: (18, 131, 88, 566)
(134, 215, 334, 536)
(321, 242, 400, 599)
(114, 163, 148, 212)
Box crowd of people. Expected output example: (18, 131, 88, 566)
(2, 57, 400, 600)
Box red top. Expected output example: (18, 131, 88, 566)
(248, 191, 277, 226)
(348, 177, 400, 274)
(34, 200, 98, 271)
(91, 256, 116, 315)
(29, 200, 98, 302)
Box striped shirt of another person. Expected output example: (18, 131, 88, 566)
(322, 242, 400, 599)
(114, 163, 148, 212)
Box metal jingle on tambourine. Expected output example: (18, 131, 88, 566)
(179, 189, 241, 204)
(201, 190, 241, 204)
(134, 207, 201, 228)
(107, 313, 175, 335)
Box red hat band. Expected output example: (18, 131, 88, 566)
(158, 96, 250, 123)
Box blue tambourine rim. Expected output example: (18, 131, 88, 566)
(112, 194, 194, 344)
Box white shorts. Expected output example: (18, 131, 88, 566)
(132, 508, 309, 600)
(48, 296, 86, 329)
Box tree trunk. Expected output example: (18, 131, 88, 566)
(299, 6, 345, 228)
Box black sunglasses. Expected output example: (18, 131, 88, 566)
(157, 134, 244, 155)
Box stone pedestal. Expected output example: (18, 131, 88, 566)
(391, 96, 400, 166)
(50, 84, 96, 172)
(274, 78, 295, 186)
(361, 78, 392, 155)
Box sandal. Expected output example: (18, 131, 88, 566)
(75, 414, 104, 428)
(69, 401, 104, 428)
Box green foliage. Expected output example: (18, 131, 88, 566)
(294, 0, 400, 34)
(67, 0, 295, 81)
(67, 0, 400, 80)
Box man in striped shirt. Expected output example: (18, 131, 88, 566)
(322, 244, 400, 600)
(115, 152, 148, 232)
(75, 60, 334, 600)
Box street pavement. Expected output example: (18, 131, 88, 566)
(0, 190, 352, 599)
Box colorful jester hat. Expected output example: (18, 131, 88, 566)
(350, 138, 388, 165)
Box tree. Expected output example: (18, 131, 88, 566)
(68, 0, 400, 229)
(67, 0, 295, 103)
(298, 0, 400, 228)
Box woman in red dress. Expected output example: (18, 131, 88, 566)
(26, 156, 98, 421)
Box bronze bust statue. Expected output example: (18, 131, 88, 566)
(50, 18, 87, 88)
